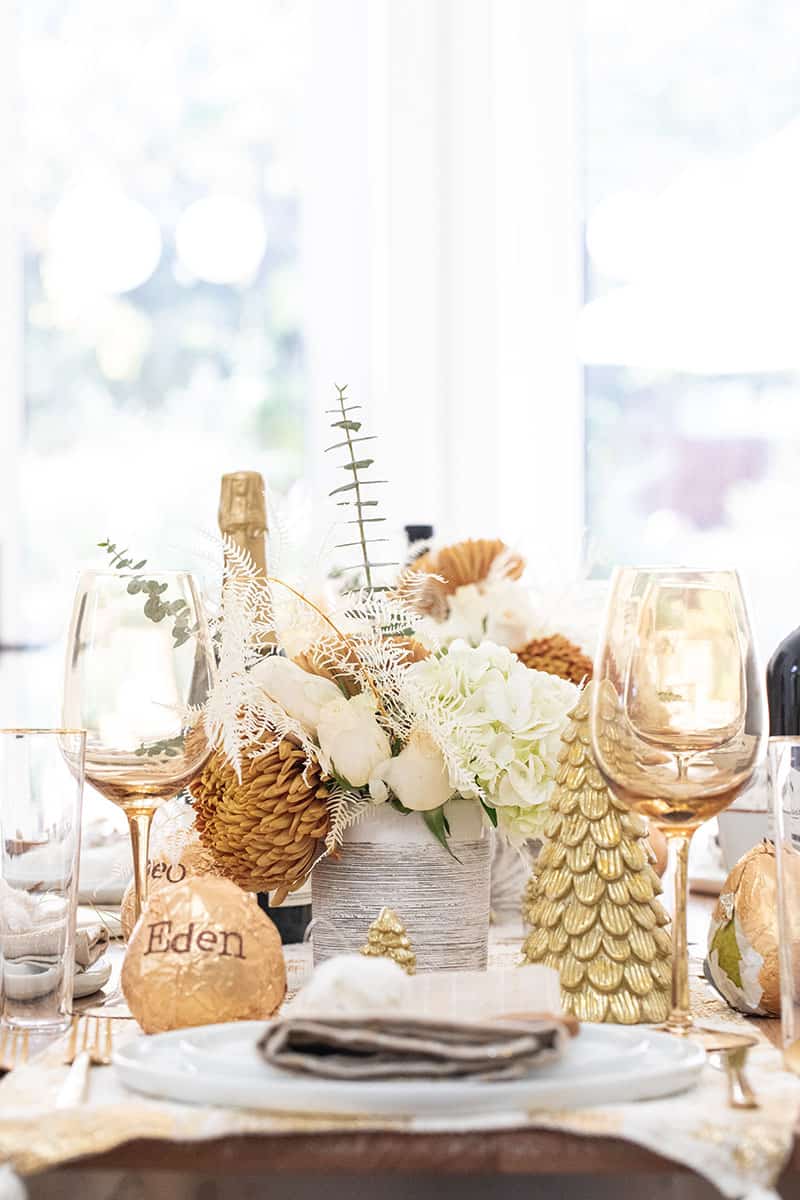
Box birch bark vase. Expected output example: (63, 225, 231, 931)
(311, 800, 491, 972)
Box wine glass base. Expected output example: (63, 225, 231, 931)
(663, 1014, 695, 1037)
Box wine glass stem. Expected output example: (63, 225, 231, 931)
(666, 831, 694, 1034)
(127, 809, 155, 924)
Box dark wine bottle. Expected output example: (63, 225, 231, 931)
(219, 470, 312, 944)
(404, 523, 434, 561)
(766, 626, 800, 735)
(256, 886, 311, 944)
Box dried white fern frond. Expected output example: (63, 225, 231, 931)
(350, 631, 417, 742)
(322, 787, 371, 856)
(396, 671, 490, 802)
(334, 585, 427, 639)
(150, 797, 197, 866)
(208, 545, 279, 775)
(305, 590, 427, 745)
(204, 659, 325, 781)
(394, 566, 446, 609)
(220, 536, 279, 645)
(219, 532, 259, 579)
(335, 589, 430, 702)
(203, 667, 257, 778)
(204, 537, 281, 773)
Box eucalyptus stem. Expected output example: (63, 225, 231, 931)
(325, 383, 396, 594)
(96, 539, 197, 647)
(337, 384, 372, 590)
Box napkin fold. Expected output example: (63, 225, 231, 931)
(3, 923, 109, 969)
(259, 1014, 571, 1082)
(1, 879, 109, 967)
(1, 879, 110, 1006)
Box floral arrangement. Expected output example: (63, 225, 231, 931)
(190, 387, 579, 900)
(236, 634, 577, 847)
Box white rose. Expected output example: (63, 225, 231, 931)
(317, 692, 392, 787)
(250, 655, 341, 736)
(372, 730, 453, 812)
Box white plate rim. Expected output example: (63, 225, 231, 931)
(113, 1021, 705, 1117)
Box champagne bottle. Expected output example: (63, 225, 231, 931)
(218, 470, 312, 943)
(767, 625, 800, 735)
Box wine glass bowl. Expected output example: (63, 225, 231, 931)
(63, 570, 215, 921)
(591, 568, 764, 1032)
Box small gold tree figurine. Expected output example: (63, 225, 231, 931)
(361, 907, 417, 975)
(520, 682, 671, 1024)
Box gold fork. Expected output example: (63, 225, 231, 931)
(57, 1016, 114, 1108)
(0, 1026, 30, 1074)
(63, 1015, 114, 1066)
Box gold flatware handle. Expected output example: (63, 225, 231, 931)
(725, 1047, 758, 1110)
(62, 1016, 115, 1066)
(56, 1050, 91, 1108)
(0, 1026, 29, 1073)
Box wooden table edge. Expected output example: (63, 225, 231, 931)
(58, 1130, 699, 1177)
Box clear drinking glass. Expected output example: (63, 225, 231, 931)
(63, 571, 215, 924)
(770, 738, 800, 1071)
(590, 567, 764, 1033)
(0, 729, 85, 1031)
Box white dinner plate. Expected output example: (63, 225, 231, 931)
(113, 1021, 705, 1116)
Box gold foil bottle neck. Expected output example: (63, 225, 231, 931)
(219, 471, 268, 575)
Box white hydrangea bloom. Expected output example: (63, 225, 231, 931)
(402, 639, 577, 842)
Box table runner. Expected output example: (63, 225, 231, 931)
(0, 925, 797, 1200)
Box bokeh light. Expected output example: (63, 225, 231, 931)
(44, 179, 162, 300)
(175, 195, 267, 285)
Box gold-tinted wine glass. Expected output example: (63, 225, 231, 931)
(590, 568, 764, 1033)
(63, 570, 214, 923)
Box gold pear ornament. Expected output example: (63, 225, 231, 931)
(361, 907, 417, 975)
(520, 682, 672, 1024)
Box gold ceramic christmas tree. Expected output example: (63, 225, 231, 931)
(361, 907, 417, 975)
(521, 682, 671, 1024)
